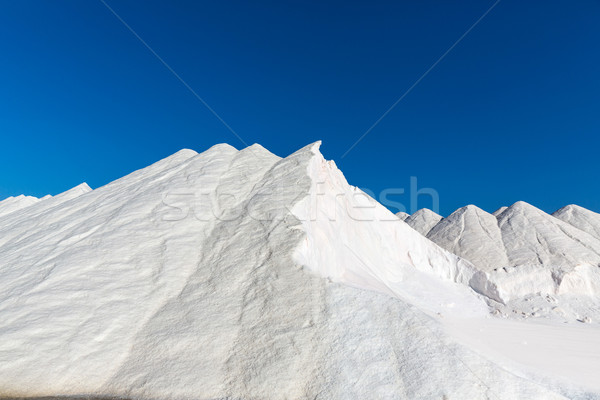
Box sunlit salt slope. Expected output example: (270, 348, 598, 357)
(0, 195, 40, 218)
(0, 142, 587, 399)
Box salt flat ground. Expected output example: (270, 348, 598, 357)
(445, 316, 600, 393)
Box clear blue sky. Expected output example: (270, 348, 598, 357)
(1, 0, 599, 216)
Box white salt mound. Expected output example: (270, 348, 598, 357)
(417, 200, 600, 304)
(403, 207, 443, 236)
(493, 206, 508, 216)
(427, 205, 508, 273)
(0, 143, 597, 399)
(395, 211, 410, 220)
(553, 204, 600, 240)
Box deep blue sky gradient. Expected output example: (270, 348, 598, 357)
(1, 0, 599, 216)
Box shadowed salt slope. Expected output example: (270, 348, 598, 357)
(493, 206, 508, 216)
(403, 207, 442, 236)
(497, 201, 600, 269)
(0, 143, 584, 399)
(553, 204, 600, 241)
(395, 211, 409, 221)
(491, 202, 600, 301)
(427, 205, 509, 273)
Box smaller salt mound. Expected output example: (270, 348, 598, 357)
(404, 208, 443, 236)
(0, 183, 88, 221)
(553, 204, 600, 241)
(427, 205, 509, 273)
(395, 211, 409, 221)
(416, 201, 600, 303)
(493, 206, 508, 216)
(0, 183, 91, 222)
(0, 183, 92, 249)
(481, 202, 600, 302)
(498, 201, 600, 270)
(0, 195, 41, 219)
